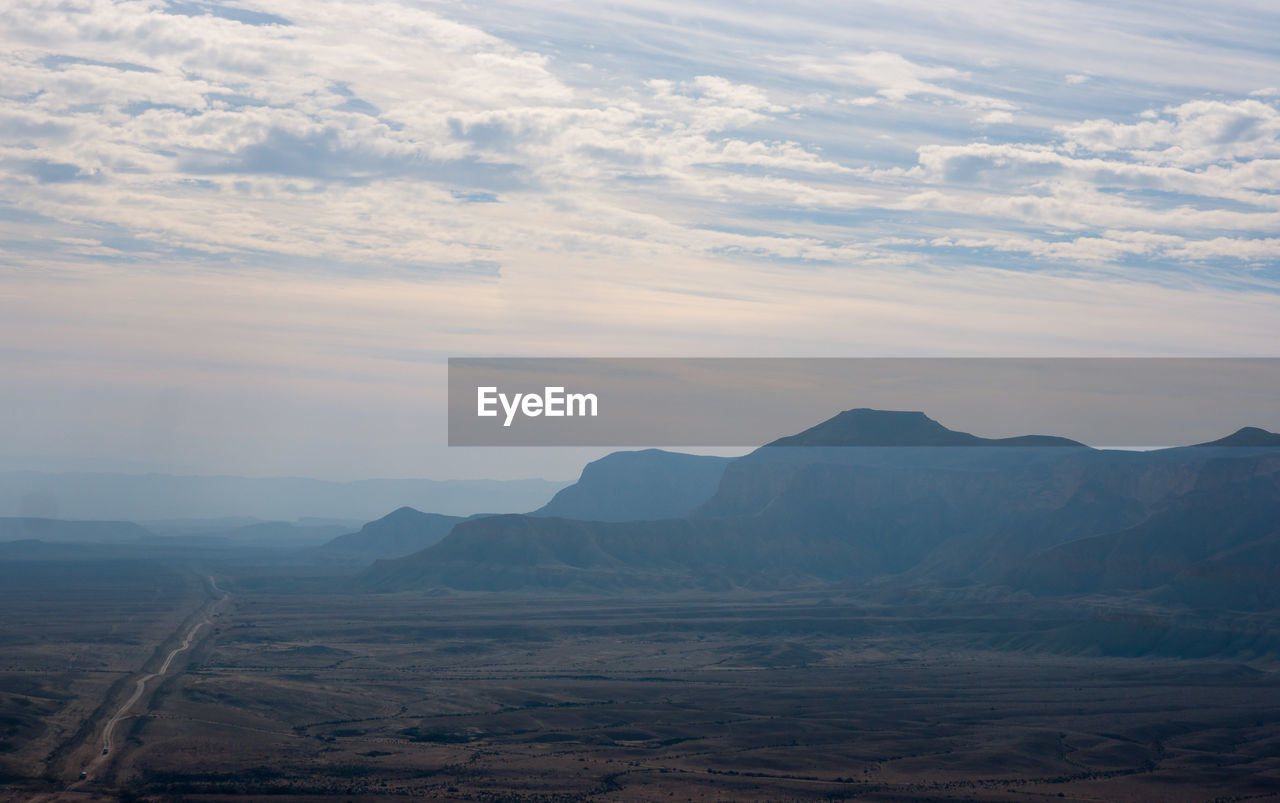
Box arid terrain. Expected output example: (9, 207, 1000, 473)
(0, 560, 211, 797)
(5, 562, 1280, 802)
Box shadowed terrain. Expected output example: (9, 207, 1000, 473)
(6, 588, 1279, 801)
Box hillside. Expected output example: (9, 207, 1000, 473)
(319, 507, 468, 561)
(1008, 466, 1280, 598)
(530, 449, 731, 522)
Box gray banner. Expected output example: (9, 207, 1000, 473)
(448, 358, 1280, 447)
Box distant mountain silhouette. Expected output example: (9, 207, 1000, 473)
(0, 472, 568, 521)
(767, 409, 1084, 447)
(0, 539, 154, 560)
(358, 409, 1280, 609)
(530, 449, 731, 522)
(0, 517, 154, 543)
(328, 452, 727, 566)
(319, 507, 467, 561)
(151, 520, 351, 547)
(1193, 426, 1280, 447)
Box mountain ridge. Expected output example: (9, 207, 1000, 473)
(766, 408, 1087, 448)
(530, 449, 731, 522)
(357, 409, 1280, 605)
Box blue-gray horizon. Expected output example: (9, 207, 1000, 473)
(1, 0, 1278, 480)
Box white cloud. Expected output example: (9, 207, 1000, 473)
(1059, 99, 1280, 167)
(772, 50, 1018, 116)
(6, 0, 1273, 285)
(4, 0, 886, 276)
(888, 97, 1280, 267)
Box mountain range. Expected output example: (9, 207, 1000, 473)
(0, 471, 568, 522)
(359, 409, 1280, 607)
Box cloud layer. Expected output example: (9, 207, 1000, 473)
(4, 0, 1277, 280)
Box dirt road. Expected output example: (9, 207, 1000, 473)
(55, 576, 229, 796)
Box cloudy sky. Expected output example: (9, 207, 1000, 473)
(2, 0, 1278, 480)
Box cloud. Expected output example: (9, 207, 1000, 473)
(0, 0, 861, 272)
(5, 0, 1273, 282)
(1060, 99, 1280, 167)
(182, 126, 526, 188)
(978, 110, 1014, 125)
(164, 1, 293, 27)
(21, 159, 98, 183)
(3, 0, 1280, 477)
(773, 51, 1018, 116)
(875, 96, 1280, 273)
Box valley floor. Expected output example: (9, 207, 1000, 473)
(4, 573, 1280, 801)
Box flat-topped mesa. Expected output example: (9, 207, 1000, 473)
(765, 408, 1085, 448)
(357, 408, 1280, 608)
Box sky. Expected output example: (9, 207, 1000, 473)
(1, 0, 1278, 480)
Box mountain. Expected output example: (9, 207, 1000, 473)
(1008, 463, 1280, 600)
(146, 519, 355, 547)
(359, 410, 1097, 592)
(359, 514, 797, 592)
(0, 471, 569, 522)
(0, 517, 155, 543)
(1193, 426, 1280, 447)
(765, 409, 1084, 447)
(319, 507, 467, 561)
(349, 449, 728, 572)
(530, 449, 731, 522)
(357, 410, 1280, 606)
